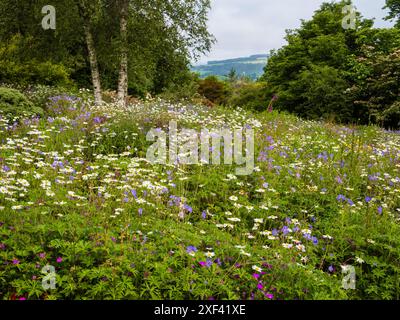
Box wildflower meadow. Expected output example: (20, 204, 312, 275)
(1, 0, 400, 304)
(1, 88, 399, 300)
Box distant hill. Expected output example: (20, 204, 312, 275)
(191, 54, 269, 80)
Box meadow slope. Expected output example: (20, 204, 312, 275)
(1, 92, 400, 300)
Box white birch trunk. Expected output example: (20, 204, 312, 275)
(77, 1, 103, 105)
(117, 0, 129, 107)
(83, 23, 103, 105)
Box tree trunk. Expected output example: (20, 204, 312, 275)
(117, 0, 129, 107)
(83, 23, 103, 105)
(77, 1, 103, 105)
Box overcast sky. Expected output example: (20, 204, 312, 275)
(197, 0, 394, 64)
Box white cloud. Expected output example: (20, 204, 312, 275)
(198, 0, 394, 64)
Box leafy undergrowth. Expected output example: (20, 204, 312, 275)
(0, 90, 400, 300)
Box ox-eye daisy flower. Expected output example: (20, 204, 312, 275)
(252, 265, 262, 273)
(205, 252, 215, 258)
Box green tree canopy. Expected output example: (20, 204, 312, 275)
(261, 0, 400, 126)
(385, 0, 400, 27)
(0, 0, 214, 99)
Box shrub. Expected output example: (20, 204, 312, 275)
(380, 101, 400, 129)
(351, 48, 400, 129)
(197, 76, 231, 106)
(160, 73, 200, 103)
(0, 60, 71, 87)
(293, 65, 350, 122)
(0, 87, 44, 119)
(229, 81, 270, 112)
(21, 85, 93, 114)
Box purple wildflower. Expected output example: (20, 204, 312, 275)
(282, 226, 289, 236)
(184, 204, 193, 213)
(265, 293, 274, 300)
(303, 233, 312, 241)
(186, 246, 198, 254)
(337, 194, 346, 201)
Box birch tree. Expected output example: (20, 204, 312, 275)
(75, 0, 103, 105)
(117, 0, 129, 107)
(114, 0, 214, 107)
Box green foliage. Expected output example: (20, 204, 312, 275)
(2, 0, 400, 301)
(228, 81, 270, 112)
(262, 1, 358, 121)
(385, 0, 400, 27)
(159, 73, 201, 103)
(0, 60, 71, 87)
(348, 47, 400, 128)
(260, 0, 400, 127)
(1, 86, 400, 300)
(0, 0, 214, 97)
(24, 86, 90, 112)
(197, 76, 231, 106)
(1, 89, 400, 300)
(0, 35, 72, 87)
(292, 65, 350, 122)
(0, 87, 44, 119)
